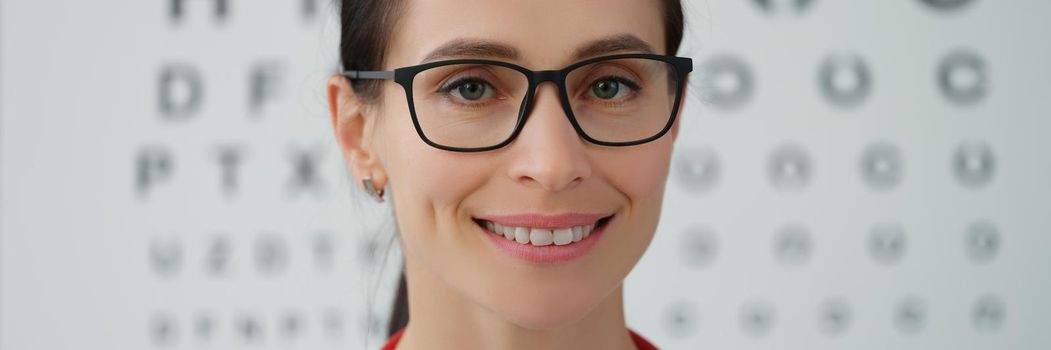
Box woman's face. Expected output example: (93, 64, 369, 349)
(339, 0, 681, 330)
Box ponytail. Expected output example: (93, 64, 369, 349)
(387, 268, 409, 336)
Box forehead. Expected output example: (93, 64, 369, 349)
(386, 0, 666, 69)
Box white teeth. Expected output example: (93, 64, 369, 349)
(481, 219, 602, 246)
(514, 227, 530, 244)
(530, 228, 553, 246)
(553, 228, 573, 245)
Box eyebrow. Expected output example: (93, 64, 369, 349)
(422, 38, 519, 63)
(420, 34, 657, 64)
(573, 34, 656, 60)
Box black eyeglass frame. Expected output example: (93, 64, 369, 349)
(342, 53, 693, 152)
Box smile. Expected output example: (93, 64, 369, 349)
(473, 213, 614, 265)
(483, 220, 594, 246)
(472, 214, 613, 246)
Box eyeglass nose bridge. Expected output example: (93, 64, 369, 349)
(514, 69, 586, 141)
(531, 69, 563, 83)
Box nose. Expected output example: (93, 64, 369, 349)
(505, 82, 592, 192)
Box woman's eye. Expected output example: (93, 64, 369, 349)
(588, 77, 638, 100)
(442, 78, 495, 102)
(457, 81, 487, 100)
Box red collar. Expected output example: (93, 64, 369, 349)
(381, 327, 657, 350)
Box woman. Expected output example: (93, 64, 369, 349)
(326, 0, 691, 348)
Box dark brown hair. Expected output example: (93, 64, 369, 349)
(338, 0, 686, 338)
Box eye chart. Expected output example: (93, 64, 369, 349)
(1, 1, 1049, 349)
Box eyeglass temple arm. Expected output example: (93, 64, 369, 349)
(341, 70, 395, 80)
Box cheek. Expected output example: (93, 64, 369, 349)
(377, 84, 487, 204)
(588, 137, 675, 274)
(595, 138, 674, 204)
(375, 100, 491, 254)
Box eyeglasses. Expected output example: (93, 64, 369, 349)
(342, 53, 693, 152)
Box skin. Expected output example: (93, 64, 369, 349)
(327, 1, 685, 349)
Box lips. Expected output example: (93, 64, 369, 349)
(473, 214, 612, 246)
(473, 213, 611, 229)
(473, 213, 614, 265)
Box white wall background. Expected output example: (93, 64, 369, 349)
(1, 0, 1049, 349)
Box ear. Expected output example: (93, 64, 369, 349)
(327, 75, 388, 192)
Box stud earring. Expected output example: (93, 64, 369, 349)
(362, 176, 385, 203)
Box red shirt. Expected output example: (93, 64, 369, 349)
(381, 328, 657, 350)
